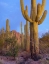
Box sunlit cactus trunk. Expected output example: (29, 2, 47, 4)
(6, 19, 10, 37)
(30, 0, 39, 58)
(24, 7, 30, 52)
(6, 19, 10, 33)
(24, 21, 30, 52)
(20, 0, 47, 60)
(20, 22, 24, 50)
(30, 22, 39, 58)
(26, 21, 30, 52)
(24, 25, 26, 50)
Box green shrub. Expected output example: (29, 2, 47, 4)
(5, 51, 13, 56)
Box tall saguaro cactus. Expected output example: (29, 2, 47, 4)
(6, 19, 10, 33)
(24, 20, 30, 52)
(1, 28, 5, 44)
(20, 22, 23, 48)
(25, 21, 30, 52)
(6, 19, 10, 37)
(20, 22, 24, 50)
(20, 0, 47, 60)
(26, 7, 30, 52)
(24, 24, 26, 50)
(26, 21, 30, 52)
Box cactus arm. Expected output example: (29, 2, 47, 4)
(24, 6, 34, 23)
(37, 0, 46, 21)
(38, 10, 47, 25)
(20, 0, 34, 23)
(24, 10, 33, 23)
(40, 0, 46, 16)
(31, 0, 36, 8)
(41, 0, 46, 10)
(37, 3, 41, 20)
(20, 0, 24, 15)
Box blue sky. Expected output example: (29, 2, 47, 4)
(0, 0, 49, 37)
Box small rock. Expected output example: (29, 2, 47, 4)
(46, 58, 49, 60)
(38, 59, 49, 64)
(18, 51, 31, 61)
(25, 58, 34, 64)
(16, 57, 25, 64)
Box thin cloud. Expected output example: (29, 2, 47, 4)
(0, 2, 8, 7)
(46, 29, 49, 32)
(0, 2, 14, 8)
(0, 1, 19, 11)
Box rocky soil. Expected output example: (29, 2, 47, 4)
(0, 51, 49, 64)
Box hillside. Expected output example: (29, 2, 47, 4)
(13, 30, 49, 54)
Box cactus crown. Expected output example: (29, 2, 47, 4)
(20, 0, 47, 25)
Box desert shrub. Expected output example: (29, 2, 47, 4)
(4, 36, 20, 59)
(4, 44, 19, 57)
(41, 31, 49, 42)
(39, 31, 49, 54)
(5, 51, 13, 56)
(9, 43, 19, 57)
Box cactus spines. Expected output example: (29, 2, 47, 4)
(20, 0, 47, 60)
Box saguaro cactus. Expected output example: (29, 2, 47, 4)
(20, 0, 47, 60)
(26, 21, 30, 52)
(1, 28, 5, 44)
(20, 22, 24, 50)
(1, 28, 4, 34)
(26, 6, 30, 52)
(6, 19, 10, 37)
(24, 24, 26, 50)
(20, 22, 23, 48)
(24, 21, 30, 52)
(1, 28, 4, 38)
(6, 19, 10, 33)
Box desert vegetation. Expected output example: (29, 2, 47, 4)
(0, 0, 49, 64)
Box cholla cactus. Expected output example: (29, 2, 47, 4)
(20, 0, 47, 60)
